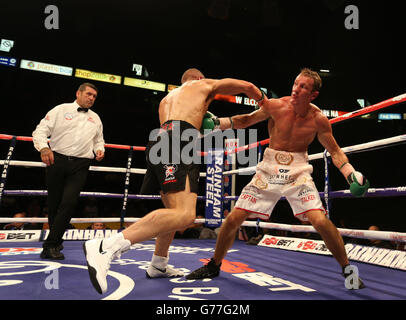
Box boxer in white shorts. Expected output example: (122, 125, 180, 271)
(235, 148, 327, 222)
(187, 68, 368, 289)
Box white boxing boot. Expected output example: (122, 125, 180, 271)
(146, 253, 184, 278)
(83, 232, 131, 294)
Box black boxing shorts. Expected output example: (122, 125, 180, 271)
(144, 120, 200, 194)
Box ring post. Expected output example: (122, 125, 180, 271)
(205, 149, 224, 228)
(120, 146, 133, 229)
(224, 139, 238, 215)
(323, 149, 331, 217)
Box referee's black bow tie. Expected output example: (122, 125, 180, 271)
(77, 107, 89, 112)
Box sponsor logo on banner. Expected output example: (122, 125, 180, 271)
(75, 68, 121, 84)
(26, 229, 120, 242)
(0, 56, 17, 67)
(0, 230, 119, 242)
(124, 77, 166, 92)
(43, 229, 119, 241)
(0, 39, 14, 52)
(20, 59, 73, 76)
(0, 231, 41, 242)
(259, 235, 332, 255)
(205, 149, 224, 227)
(258, 235, 406, 271)
(344, 243, 406, 270)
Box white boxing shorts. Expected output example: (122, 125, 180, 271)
(234, 148, 327, 222)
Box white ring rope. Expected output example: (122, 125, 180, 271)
(0, 217, 405, 243)
(224, 134, 406, 176)
(0, 161, 207, 177)
(3, 186, 406, 200)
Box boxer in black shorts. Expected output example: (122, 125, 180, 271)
(144, 120, 200, 195)
(83, 68, 265, 294)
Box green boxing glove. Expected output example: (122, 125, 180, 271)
(201, 111, 220, 132)
(347, 171, 370, 197)
(254, 89, 266, 110)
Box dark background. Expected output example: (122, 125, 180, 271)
(0, 0, 405, 232)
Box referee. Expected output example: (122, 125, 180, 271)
(32, 83, 105, 259)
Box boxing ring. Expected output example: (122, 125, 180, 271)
(0, 93, 406, 300)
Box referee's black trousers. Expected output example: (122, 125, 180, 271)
(44, 152, 90, 249)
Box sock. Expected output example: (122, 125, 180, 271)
(103, 232, 131, 253)
(151, 254, 169, 270)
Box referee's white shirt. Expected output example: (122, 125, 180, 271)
(32, 101, 105, 159)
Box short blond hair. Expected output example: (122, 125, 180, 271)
(300, 68, 322, 92)
(181, 68, 205, 84)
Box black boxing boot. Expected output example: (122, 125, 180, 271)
(186, 258, 221, 280)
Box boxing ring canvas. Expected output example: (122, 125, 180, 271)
(0, 238, 405, 300)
